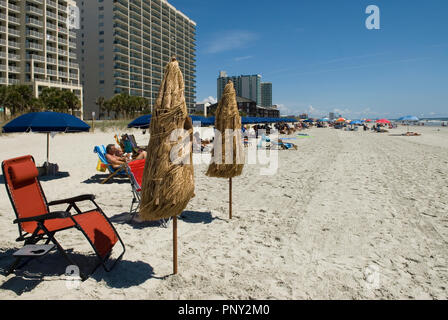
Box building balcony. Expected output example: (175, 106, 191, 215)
(46, 11, 57, 20)
(8, 15, 21, 25)
(26, 17, 44, 27)
(8, 53, 20, 61)
(27, 54, 45, 62)
(47, 0, 57, 8)
(46, 45, 57, 53)
(8, 28, 21, 37)
(26, 29, 44, 39)
(8, 2, 20, 13)
(33, 67, 46, 74)
(27, 5, 43, 15)
(8, 41, 20, 49)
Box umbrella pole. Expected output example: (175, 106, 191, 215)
(229, 177, 232, 219)
(46, 133, 50, 175)
(173, 215, 178, 275)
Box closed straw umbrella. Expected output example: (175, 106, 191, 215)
(206, 81, 245, 219)
(139, 57, 195, 275)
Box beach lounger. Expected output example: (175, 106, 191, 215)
(274, 139, 298, 150)
(127, 159, 171, 228)
(94, 145, 130, 184)
(128, 134, 147, 150)
(1, 155, 125, 281)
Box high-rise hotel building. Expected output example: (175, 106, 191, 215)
(0, 0, 83, 115)
(260, 82, 272, 108)
(75, 0, 197, 119)
(217, 71, 261, 106)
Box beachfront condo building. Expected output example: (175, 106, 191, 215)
(0, 0, 83, 116)
(75, 0, 197, 119)
(260, 82, 272, 108)
(217, 71, 261, 106)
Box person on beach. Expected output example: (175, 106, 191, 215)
(105, 144, 147, 169)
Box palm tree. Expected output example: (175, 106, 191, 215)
(39, 87, 66, 112)
(4, 85, 35, 116)
(95, 96, 106, 119)
(0, 85, 9, 120)
(60, 90, 81, 115)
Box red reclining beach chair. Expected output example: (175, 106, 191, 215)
(127, 159, 170, 227)
(2, 155, 125, 281)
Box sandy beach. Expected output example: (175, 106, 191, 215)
(0, 125, 447, 299)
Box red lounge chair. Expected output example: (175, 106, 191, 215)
(127, 159, 170, 227)
(2, 155, 125, 281)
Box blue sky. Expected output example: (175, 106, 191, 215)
(171, 0, 448, 118)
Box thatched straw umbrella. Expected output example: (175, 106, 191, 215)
(139, 57, 195, 274)
(206, 81, 244, 219)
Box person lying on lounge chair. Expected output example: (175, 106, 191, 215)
(403, 132, 421, 136)
(106, 144, 147, 169)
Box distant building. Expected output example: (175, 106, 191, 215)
(194, 102, 210, 117)
(0, 0, 83, 117)
(260, 82, 272, 108)
(217, 71, 261, 105)
(75, 0, 197, 119)
(329, 112, 335, 120)
(208, 96, 279, 118)
(299, 113, 308, 119)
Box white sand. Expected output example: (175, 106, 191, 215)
(0, 125, 447, 299)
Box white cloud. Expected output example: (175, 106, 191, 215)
(199, 96, 217, 105)
(205, 31, 259, 54)
(234, 55, 254, 62)
(276, 104, 294, 115)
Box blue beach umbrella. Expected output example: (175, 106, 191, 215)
(397, 115, 419, 132)
(128, 114, 217, 128)
(2, 111, 90, 168)
(398, 115, 419, 121)
(127, 114, 152, 129)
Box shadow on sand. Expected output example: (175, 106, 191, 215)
(109, 212, 169, 229)
(81, 174, 130, 184)
(179, 210, 226, 224)
(0, 172, 70, 184)
(38, 171, 70, 181)
(0, 247, 157, 296)
(108, 210, 224, 229)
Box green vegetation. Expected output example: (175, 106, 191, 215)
(96, 93, 151, 120)
(0, 85, 81, 120)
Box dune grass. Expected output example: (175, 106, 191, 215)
(93, 119, 134, 132)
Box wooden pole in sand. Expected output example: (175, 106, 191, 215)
(46, 132, 50, 175)
(173, 215, 178, 274)
(229, 177, 232, 219)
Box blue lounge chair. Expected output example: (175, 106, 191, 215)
(94, 145, 130, 184)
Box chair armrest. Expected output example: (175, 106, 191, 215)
(14, 211, 71, 224)
(48, 194, 96, 206)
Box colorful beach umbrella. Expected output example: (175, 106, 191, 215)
(376, 119, 391, 124)
(335, 117, 346, 122)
